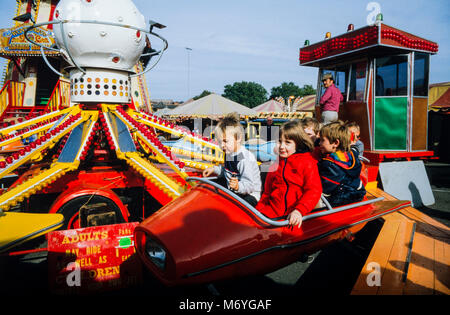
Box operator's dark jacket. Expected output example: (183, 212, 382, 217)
(318, 146, 365, 207)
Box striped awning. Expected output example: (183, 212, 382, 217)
(294, 94, 316, 111)
(253, 99, 285, 113)
(429, 82, 450, 112)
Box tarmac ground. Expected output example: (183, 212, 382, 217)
(418, 161, 450, 227)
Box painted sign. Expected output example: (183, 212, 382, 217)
(0, 23, 58, 56)
(48, 222, 142, 294)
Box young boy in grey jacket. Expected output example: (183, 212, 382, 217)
(203, 113, 261, 206)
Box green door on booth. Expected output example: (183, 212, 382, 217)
(374, 55, 409, 151)
(374, 97, 408, 150)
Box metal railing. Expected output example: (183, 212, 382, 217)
(186, 177, 384, 227)
(44, 79, 71, 112)
(0, 80, 26, 119)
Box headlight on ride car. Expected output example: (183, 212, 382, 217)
(145, 238, 166, 270)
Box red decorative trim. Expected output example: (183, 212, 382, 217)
(300, 26, 378, 64)
(380, 27, 438, 52)
(300, 23, 438, 65)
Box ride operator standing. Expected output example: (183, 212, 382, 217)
(319, 73, 343, 124)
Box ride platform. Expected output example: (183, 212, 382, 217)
(351, 187, 449, 295)
(364, 150, 436, 165)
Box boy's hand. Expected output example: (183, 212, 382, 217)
(203, 167, 215, 177)
(287, 210, 303, 229)
(229, 177, 239, 191)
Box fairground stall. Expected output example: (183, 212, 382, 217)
(300, 14, 438, 178)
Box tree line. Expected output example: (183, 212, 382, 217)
(192, 81, 316, 108)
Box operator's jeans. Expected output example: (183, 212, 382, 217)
(321, 110, 338, 124)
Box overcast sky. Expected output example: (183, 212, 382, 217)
(1, 0, 449, 102)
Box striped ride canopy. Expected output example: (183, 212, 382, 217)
(253, 99, 285, 113)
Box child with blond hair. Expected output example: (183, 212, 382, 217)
(203, 112, 261, 206)
(318, 121, 365, 206)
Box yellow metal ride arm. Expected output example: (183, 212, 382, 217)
(0, 162, 77, 211)
(0, 107, 99, 251)
(125, 152, 186, 199)
(0, 107, 83, 178)
(0, 106, 94, 211)
(102, 105, 189, 199)
(132, 110, 223, 167)
(0, 107, 73, 149)
(0, 104, 224, 218)
(0, 211, 64, 253)
(0, 103, 227, 251)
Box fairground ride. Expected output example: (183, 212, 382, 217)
(0, 0, 222, 253)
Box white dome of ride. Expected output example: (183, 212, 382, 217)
(53, 0, 147, 72)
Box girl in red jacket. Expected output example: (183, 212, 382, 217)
(255, 120, 322, 229)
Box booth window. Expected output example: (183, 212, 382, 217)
(413, 53, 429, 96)
(375, 55, 408, 96)
(349, 62, 367, 101)
(319, 68, 348, 98)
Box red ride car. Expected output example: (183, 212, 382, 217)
(134, 177, 409, 286)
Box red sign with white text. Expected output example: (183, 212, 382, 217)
(48, 222, 142, 294)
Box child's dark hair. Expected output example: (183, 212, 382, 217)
(280, 120, 314, 152)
